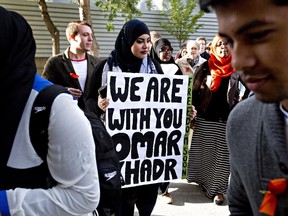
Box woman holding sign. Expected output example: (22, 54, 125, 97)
(86, 19, 163, 216)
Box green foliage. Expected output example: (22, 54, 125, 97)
(160, 0, 204, 47)
(95, 0, 153, 31)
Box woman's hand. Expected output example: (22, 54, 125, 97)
(190, 105, 197, 129)
(190, 105, 197, 119)
(98, 95, 109, 112)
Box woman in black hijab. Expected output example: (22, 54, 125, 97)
(86, 19, 163, 117)
(86, 19, 163, 216)
(152, 38, 182, 76)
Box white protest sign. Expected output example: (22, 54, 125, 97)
(106, 72, 192, 187)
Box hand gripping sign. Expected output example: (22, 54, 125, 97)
(106, 72, 193, 188)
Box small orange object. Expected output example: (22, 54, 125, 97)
(259, 178, 287, 216)
(70, 73, 79, 79)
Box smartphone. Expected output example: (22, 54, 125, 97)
(98, 84, 107, 98)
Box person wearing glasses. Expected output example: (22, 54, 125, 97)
(187, 35, 240, 206)
(152, 38, 182, 76)
(176, 40, 207, 76)
(151, 38, 182, 204)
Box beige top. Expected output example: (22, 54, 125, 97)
(176, 55, 207, 76)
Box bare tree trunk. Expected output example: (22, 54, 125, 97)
(37, 0, 60, 56)
(77, 0, 100, 57)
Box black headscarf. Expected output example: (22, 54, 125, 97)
(107, 19, 150, 72)
(0, 7, 36, 166)
(153, 38, 175, 64)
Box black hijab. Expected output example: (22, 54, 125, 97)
(153, 38, 175, 64)
(107, 19, 150, 72)
(0, 7, 36, 166)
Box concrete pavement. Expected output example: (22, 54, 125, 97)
(134, 179, 230, 216)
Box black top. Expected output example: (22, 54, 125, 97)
(192, 61, 231, 121)
(200, 51, 210, 60)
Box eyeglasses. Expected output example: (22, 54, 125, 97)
(216, 41, 228, 47)
(160, 48, 173, 53)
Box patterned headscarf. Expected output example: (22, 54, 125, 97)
(208, 34, 235, 92)
(0, 7, 36, 166)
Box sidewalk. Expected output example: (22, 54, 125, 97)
(135, 179, 230, 216)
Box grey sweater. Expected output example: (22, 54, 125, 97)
(226, 96, 288, 215)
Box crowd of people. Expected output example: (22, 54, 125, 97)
(2, 0, 288, 215)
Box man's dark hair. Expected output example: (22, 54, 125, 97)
(199, 0, 288, 12)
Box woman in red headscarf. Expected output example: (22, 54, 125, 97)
(187, 35, 243, 205)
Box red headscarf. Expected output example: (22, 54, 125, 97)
(208, 35, 235, 92)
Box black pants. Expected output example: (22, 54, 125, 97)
(119, 183, 159, 216)
(159, 182, 170, 194)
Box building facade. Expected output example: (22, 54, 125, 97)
(0, 0, 218, 71)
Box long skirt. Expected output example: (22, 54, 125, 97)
(187, 117, 230, 199)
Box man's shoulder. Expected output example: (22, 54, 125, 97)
(226, 97, 261, 152)
(46, 52, 66, 63)
(227, 96, 267, 130)
(200, 51, 210, 60)
(230, 96, 259, 116)
(95, 58, 108, 70)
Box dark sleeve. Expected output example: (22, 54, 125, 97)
(191, 61, 212, 113)
(226, 105, 254, 215)
(192, 61, 210, 91)
(85, 59, 107, 117)
(42, 56, 58, 83)
(200, 52, 210, 60)
(42, 54, 72, 88)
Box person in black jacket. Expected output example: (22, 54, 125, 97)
(42, 20, 99, 110)
(86, 19, 163, 216)
(196, 36, 210, 60)
(152, 37, 182, 76)
(151, 37, 182, 205)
